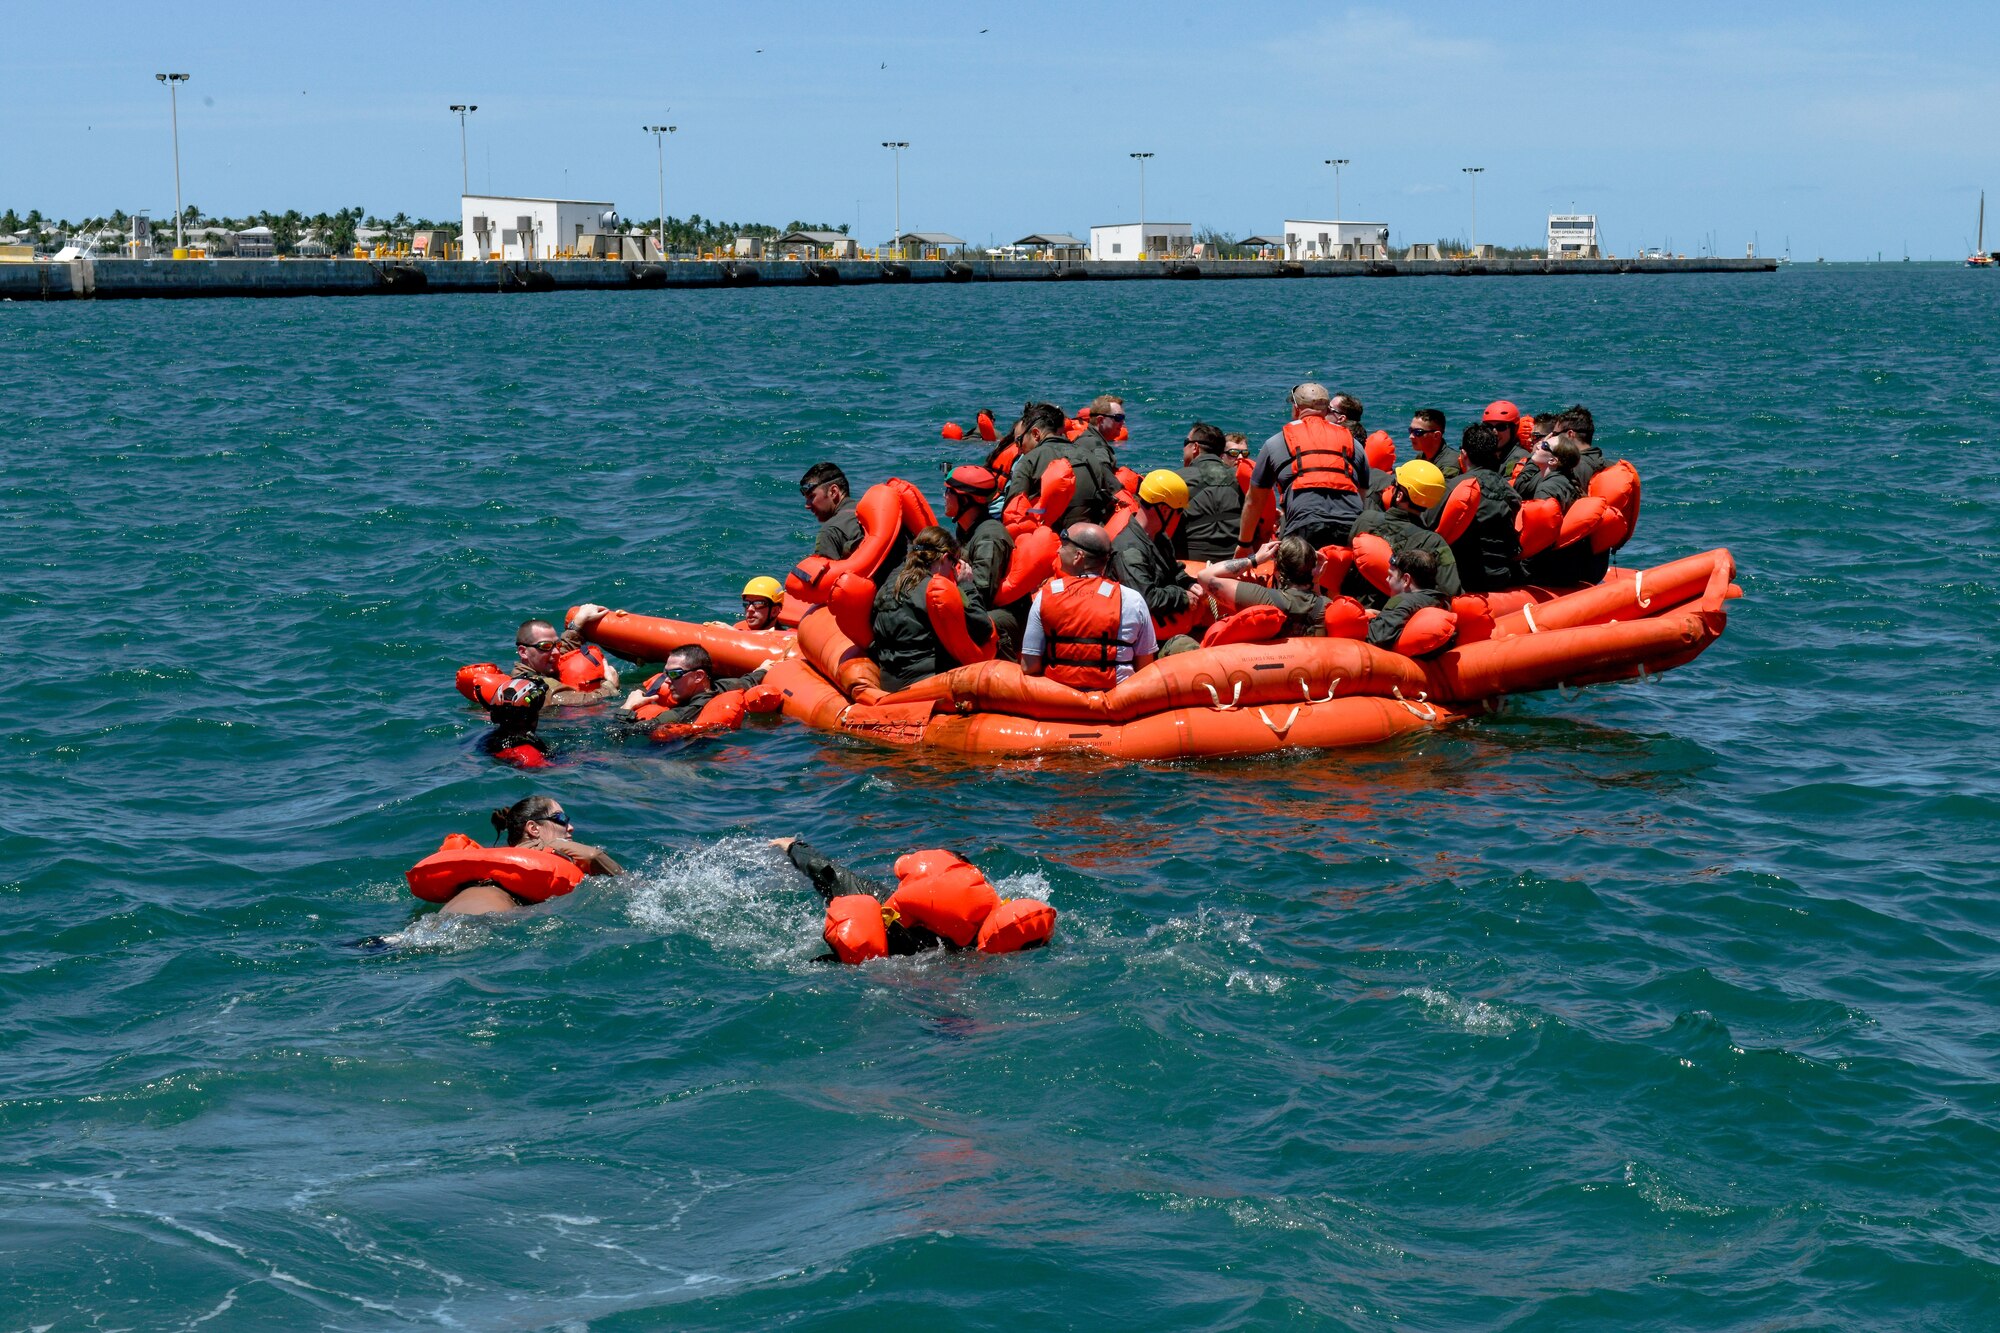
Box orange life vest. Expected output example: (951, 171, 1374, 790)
(1278, 416, 1360, 496)
(556, 645, 608, 691)
(1037, 575, 1128, 691)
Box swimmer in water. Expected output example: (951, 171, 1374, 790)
(352, 797, 624, 948)
(510, 605, 622, 705)
(770, 836, 944, 959)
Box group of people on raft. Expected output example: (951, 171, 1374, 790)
(795, 383, 1623, 697)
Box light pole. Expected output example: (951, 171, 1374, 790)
(1324, 158, 1348, 221)
(643, 124, 675, 258)
(450, 105, 478, 198)
(155, 73, 189, 250)
(1129, 151, 1153, 255)
(881, 142, 908, 257)
(1462, 166, 1484, 254)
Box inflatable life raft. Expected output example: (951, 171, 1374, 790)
(750, 549, 1737, 759)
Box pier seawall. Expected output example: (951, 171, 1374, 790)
(0, 255, 1776, 301)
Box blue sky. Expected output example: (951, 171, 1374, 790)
(5, 1, 1994, 258)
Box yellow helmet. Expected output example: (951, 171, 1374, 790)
(1393, 459, 1447, 508)
(741, 576, 784, 603)
(1137, 469, 1191, 509)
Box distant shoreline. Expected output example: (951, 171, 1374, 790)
(1, 254, 1777, 302)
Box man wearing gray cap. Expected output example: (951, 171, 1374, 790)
(1020, 524, 1158, 691)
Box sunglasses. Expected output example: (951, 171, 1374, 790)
(1409, 427, 1442, 437)
(519, 640, 560, 652)
(661, 665, 702, 681)
(1100, 413, 1126, 422)
(541, 812, 572, 827)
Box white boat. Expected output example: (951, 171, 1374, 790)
(1969, 192, 1994, 267)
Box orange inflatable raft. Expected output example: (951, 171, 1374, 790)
(583, 549, 1736, 760)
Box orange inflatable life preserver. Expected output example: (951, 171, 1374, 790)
(1449, 594, 1497, 644)
(1202, 603, 1289, 648)
(885, 851, 1001, 947)
(1322, 595, 1371, 639)
(1516, 497, 1563, 557)
(743, 682, 784, 713)
(1365, 429, 1395, 473)
(1556, 495, 1610, 549)
(996, 525, 1059, 605)
(457, 662, 507, 704)
(556, 645, 608, 691)
(990, 441, 1021, 479)
(978, 898, 1057, 953)
(1588, 460, 1641, 551)
(823, 894, 888, 963)
(406, 834, 585, 905)
(941, 421, 965, 441)
(1434, 475, 1483, 545)
(786, 483, 909, 605)
(1038, 575, 1128, 691)
(1314, 544, 1356, 595)
(828, 572, 877, 649)
(1003, 456, 1075, 534)
(491, 742, 549, 769)
(650, 688, 747, 741)
(1352, 531, 1396, 595)
(975, 410, 997, 443)
(1394, 606, 1459, 658)
(1279, 416, 1361, 496)
(925, 575, 998, 666)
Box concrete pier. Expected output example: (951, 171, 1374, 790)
(0, 254, 1776, 301)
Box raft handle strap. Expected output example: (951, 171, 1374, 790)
(1634, 570, 1651, 610)
(1391, 686, 1440, 724)
(1199, 679, 1245, 712)
(1522, 603, 1541, 635)
(1299, 675, 1341, 705)
(1255, 705, 1301, 737)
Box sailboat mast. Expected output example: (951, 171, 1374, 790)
(1980, 192, 1986, 254)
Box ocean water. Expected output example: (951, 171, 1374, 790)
(4, 266, 1997, 1331)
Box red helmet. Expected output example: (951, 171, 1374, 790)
(1482, 400, 1521, 425)
(944, 464, 1001, 499)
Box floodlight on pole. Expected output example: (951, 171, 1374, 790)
(156, 73, 190, 250)
(1462, 166, 1484, 253)
(1129, 152, 1154, 256)
(450, 105, 478, 199)
(1324, 158, 1349, 222)
(644, 124, 676, 258)
(882, 142, 908, 257)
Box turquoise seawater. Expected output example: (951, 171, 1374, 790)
(5, 267, 1997, 1330)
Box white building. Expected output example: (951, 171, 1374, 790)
(460, 195, 616, 261)
(1547, 214, 1599, 258)
(1282, 220, 1391, 260)
(1089, 222, 1192, 261)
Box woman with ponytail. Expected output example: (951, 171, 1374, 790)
(429, 795, 624, 917)
(867, 525, 996, 691)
